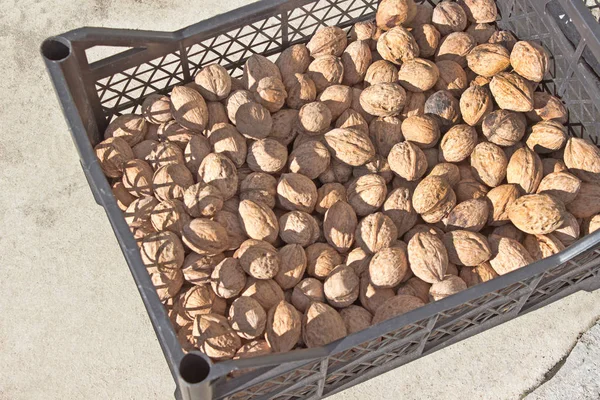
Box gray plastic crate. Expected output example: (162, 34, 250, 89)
(41, 0, 600, 399)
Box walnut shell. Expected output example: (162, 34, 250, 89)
(298, 101, 332, 135)
(369, 116, 404, 157)
(444, 198, 489, 232)
(246, 138, 288, 174)
(285, 73, 317, 110)
(152, 163, 194, 202)
(359, 274, 396, 313)
(307, 55, 344, 92)
(428, 163, 460, 186)
(351, 20, 378, 43)
(486, 184, 521, 226)
(458, 0, 497, 23)
(324, 265, 360, 308)
(194, 64, 231, 102)
(112, 181, 136, 211)
(184, 135, 211, 174)
(566, 183, 600, 219)
(235, 239, 280, 280)
(382, 187, 418, 238)
(277, 44, 311, 84)
(288, 140, 331, 180)
(364, 60, 399, 86)
(435, 32, 476, 68)
(265, 300, 301, 352)
(564, 138, 600, 184)
(489, 72, 534, 112)
(241, 278, 285, 310)
(183, 182, 223, 218)
(239, 172, 277, 209)
(553, 212, 580, 246)
(482, 110, 527, 147)
(151, 199, 191, 236)
(253, 77, 287, 113)
(303, 302, 347, 347)
(525, 92, 568, 124)
(275, 244, 307, 290)
(133, 139, 158, 161)
(438, 124, 477, 163)
(150, 268, 183, 301)
(140, 230, 185, 272)
(368, 246, 409, 290)
(210, 257, 246, 299)
(506, 146, 543, 194)
(583, 214, 600, 235)
(238, 199, 279, 244)
(510, 41, 549, 82)
(376, 0, 417, 30)
(424, 90, 460, 129)
(125, 196, 159, 229)
(491, 224, 524, 242)
(182, 218, 229, 255)
(442, 230, 492, 266)
(205, 101, 229, 133)
(227, 297, 267, 341)
(429, 275, 467, 301)
(467, 43, 510, 77)
(388, 141, 428, 181)
(148, 141, 185, 171)
(318, 85, 353, 120)
(342, 40, 373, 86)
(526, 120, 567, 155)
(432, 1, 468, 35)
(271, 109, 300, 145)
(372, 294, 425, 324)
(434, 60, 468, 97)
(95, 137, 134, 178)
(466, 23, 496, 44)
(306, 243, 344, 279)
(277, 173, 318, 213)
(408, 4, 434, 27)
(215, 211, 247, 250)
(198, 153, 238, 200)
(360, 82, 407, 117)
(412, 24, 441, 58)
(193, 314, 241, 360)
(307, 26, 348, 57)
(323, 201, 358, 253)
(324, 128, 376, 167)
(170, 86, 208, 133)
(459, 262, 498, 287)
(142, 95, 173, 126)
(407, 232, 449, 283)
(377, 26, 420, 65)
(180, 285, 227, 321)
(404, 224, 445, 243)
(225, 90, 254, 125)
(347, 174, 388, 216)
(235, 102, 273, 140)
(316, 183, 347, 214)
(104, 114, 148, 146)
(243, 54, 282, 91)
(412, 175, 457, 223)
(319, 159, 354, 185)
(542, 158, 568, 177)
(397, 58, 440, 93)
(459, 85, 493, 126)
(401, 115, 440, 149)
(537, 172, 581, 205)
(454, 179, 489, 202)
(340, 305, 373, 334)
(524, 233, 565, 261)
(397, 277, 431, 303)
(346, 247, 372, 277)
(122, 159, 154, 198)
(279, 211, 320, 247)
(488, 234, 534, 275)
(356, 212, 398, 254)
(182, 252, 225, 286)
(508, 194, 567, 234)
(292, 278, 325, 312)
(470, 142, 508, 187)
(489, 30, 517, 50)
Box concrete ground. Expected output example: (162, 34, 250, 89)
(1, 1, 599, 399)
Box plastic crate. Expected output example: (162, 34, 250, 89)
(41, 1, 600, 399)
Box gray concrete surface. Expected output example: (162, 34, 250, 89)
(1, 1, 599, 400)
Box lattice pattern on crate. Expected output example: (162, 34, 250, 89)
(425, 296, 521, 346)
(286, 0, 378, 43)
(95, 52, 184, 122)
(186, 14, 284, 79)
(226, 359, 322, 400)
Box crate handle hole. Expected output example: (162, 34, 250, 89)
(180, 353, 211, 384)
(41, 38, 71, 62)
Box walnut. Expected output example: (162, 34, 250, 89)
(324, 128, 376, 167)
(324, 265, 360, 308)
(235, 102, 273, 140)
(319, 158, 353, 185)
(429, 275, 467, 301)
(525, 92, 568, 124)
(553, 212, 580, 246)
(307, 26, 348, 57)
(148, 141, 185, 170)
(432, 1, 468, 35)
(307, 55, 344, 92)
(211, 258, 246, 299)
(285, 73, 317, 110)
(254, 77, 287, 113)
(377, 26, 420, 65)
(151, 199, 191, 236)
(318, 85, 353, 120)
(424, 90, 460, 129)
(364, 60, 399, 87)
(242, 54, 282, 91)
(443, 230, 492, 266)
(292, 277, 325, 312)
(398, 58, 440, 93)
(182, 218, 229, 255)
(193, 314, 241, 361)
(401, 115, 440, 148)
(488, 234, 534, 275)
(277, 173, 318, 213)
(376, 0, 417, 30)
(436, 32, 476, 68)
(454, 179, 489, 202)
(275, 244, 307, 290)
(369, 246, 409, 288)
(225, 90, 253, 124)
(434, 60, 468, 97)
(489, 30, 517, 51)
(112, 181, 136, 211)
(444, 198, 489, 232)
(347, 174, 388, 216)
(466, 23, 496, 44)
(482, 109, 527, 147)
(184, 135, 211, 174)
(234, 239, 280, 280)
(412, 175, 457, 223)
(403, 91, 428, 119)
(510, 41, 549, 82)
(341, 40, 373, 86)
(194, 64, 232, 102)
(564, 138, 600, 184)
(239, 172, 277, 209)
(125, 196, 159, 228)
(439, 124, 477, 162)
(523, 233, 565, 261)
(265, 301, 302, 352)
(142, 95, 173, 125)
(104, 114, 148, 146)
(316, 183, 347, 214)
(372, 294, 425, 323)
(288, 140, 331, 180)
(170, 86, 208, 133)
(353, 155, 394, 183)
(179, 285, 227, 321)
(95, 137, 134, 178)
(306, 243, 343, 279)
(336, 109, 369, 135)
(489, 72, 534, 112)
(428, 163, 460, 186)
(241, 278, 285, 310)
(356, 212, 398, 254)
(198, 153, 238, 200)
(360, 82, 407, 117)
(247, 138, 288, 174)
(508, 194, 567, 234)
(279, 211, 320, 247)
(486, 184, 521, 226)
(467, 43, 510, 77)
(302, 302, 347, 347)
(238, 199, 279, 244)
(340, 305, 373, 334)
(536, 171, 581, 205)
(277, 44, 311, 84)
(359, 274, 396, 313)
(205, 101, 229, 133)
(323, 201, 357, 253)
(298, 101, 332, 135)
(470, 142, 508, 187)
(208, 123, 247, 167)
(151, 268, 183, 302)
(152, 163, 194, 202)
(369, 116, 404, 157)
(388, 141, 428, 181)
(182, 252, 225, 286)
(506, 146, 543, 194)
(412, 24, 441, 58)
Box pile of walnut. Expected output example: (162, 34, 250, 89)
(95, 0, 600, 362)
